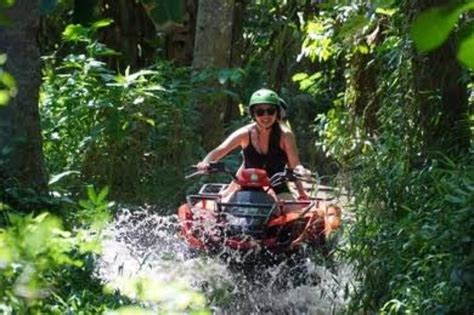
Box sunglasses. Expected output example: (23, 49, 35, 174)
(254, 107, 277, 117)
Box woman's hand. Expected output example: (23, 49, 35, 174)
(294, 165, 312, 178)
(294, 165, 311, 200)
(297, 191, 310, 201)
(196, 160, 210, 171)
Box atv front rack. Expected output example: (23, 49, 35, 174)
(198, 183, 229, 195)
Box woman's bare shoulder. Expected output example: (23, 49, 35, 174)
(225, 123, 254, 145)
(279, 123, 294, 138)
(233, 123, 254, 136)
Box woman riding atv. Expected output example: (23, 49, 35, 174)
(197, 88, 311, 203)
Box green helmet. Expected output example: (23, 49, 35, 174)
(248, 88, 280, 111)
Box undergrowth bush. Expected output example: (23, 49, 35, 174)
(0, 186, 210, 314)
(316, 30, 474, 313)
(0, 189, 128, 314)
(345, 151, 473, 314)
(40, 22, 206, 208)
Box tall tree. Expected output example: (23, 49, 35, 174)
(192, 0, 236, 149)
(0, 0, 47, 194)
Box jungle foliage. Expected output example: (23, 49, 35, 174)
(0, 0, 473, 314)
(41, 20, 203, 205)
(297, 0, 473, 313)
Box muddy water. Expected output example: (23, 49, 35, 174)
(95, 206, 353, 314)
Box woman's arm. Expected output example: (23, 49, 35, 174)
(281, 128, 310, 198)
(281, 128, 301, 169)
(197, 126, 248, 170)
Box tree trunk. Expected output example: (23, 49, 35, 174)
(224, 0, 246, 122)
(0, 0, 47, 194)
(351, 48, 379, 133)
(97, 0, 157, 70)
(350, 18, 387, 135)
(164, 0, 197, 66)
(193, 0, 236, 150)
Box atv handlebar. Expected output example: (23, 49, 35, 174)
(185, 161, 235, 180)
(269, 168, 317, 187)
(186, 161, 317, 184)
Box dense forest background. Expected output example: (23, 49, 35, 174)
(0, 0, 472, 313)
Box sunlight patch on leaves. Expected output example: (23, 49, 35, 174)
(299, 18, 335, 62)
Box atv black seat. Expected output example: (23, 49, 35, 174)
(240, 186, 265, 191)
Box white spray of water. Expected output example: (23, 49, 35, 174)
(95, 206, 354, 314)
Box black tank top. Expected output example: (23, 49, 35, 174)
(242, 123, 290, 194)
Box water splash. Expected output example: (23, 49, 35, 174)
(95, 206, 353, 313)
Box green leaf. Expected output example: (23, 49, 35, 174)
(142, 0, 184, 31)
(87, 185, 98, 203)
(97, 186, 110, 203)
(93, 46, 120, 57)
(133, 97, 145, 105)
(0, 0, 15, 8)
(62, 24, 90, 42)
(33, 212, 50, 223)
(144, 84, 166, 92)
(0, 241, 13, 266)
(78, 199, 91, 209)
(411, 2, 474, 54)
(355, 44, 370, 54)
(91, 18, 114, 30)
(292, 73, 309, 82)
(125, 69, 156, 83)
(0, 202, 11, 211)
(144, 118, 155, 127)
(218, 69, 242, 85)
(375, 7, 397, 16)
(0, 90, 9, 105)
(48, 170, 80, 186)
(0, 72, 16, 89)
(457, 29, 474, 69)
(411, 6, 458, 53)
(337, 14, 370, 40)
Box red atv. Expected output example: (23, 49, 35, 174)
(178, 162, 341, 254)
